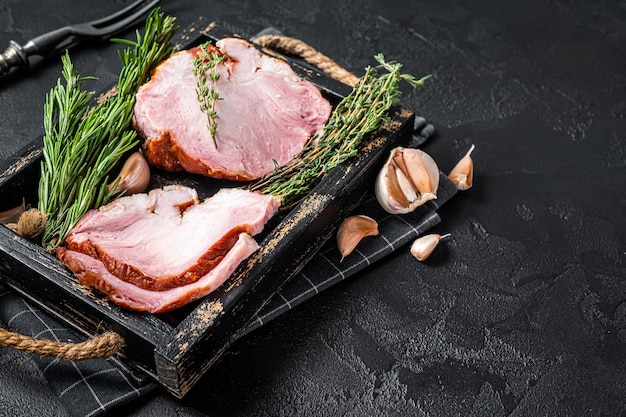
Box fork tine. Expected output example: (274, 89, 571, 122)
(89, 0, 160, 30)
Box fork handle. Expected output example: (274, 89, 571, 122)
(25, 26, 75, 57)
(0, 41, 30, 75)
(0, 26, 78, 76)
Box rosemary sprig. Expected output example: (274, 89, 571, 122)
(193, 42, 226, 148)
(38, 9, 178, 249)
(38, 58, 95, 218)
(113, 9, 177, 97)
(251, 53, 430, 209)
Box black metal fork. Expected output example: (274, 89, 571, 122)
(0, 0, 160, 76)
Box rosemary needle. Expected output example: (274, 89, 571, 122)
(38, 9, 178, 249)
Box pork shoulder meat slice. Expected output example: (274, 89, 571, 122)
(58, 185, 279, 292)
(58, 233, 258, 314)
(133, 37, 332, 181)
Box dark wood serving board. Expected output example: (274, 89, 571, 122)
(0, 23, 415, 397)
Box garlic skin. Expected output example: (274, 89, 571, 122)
(410, 233, 450, 261)
(375, 147, 439, 214)
(448, 144, 475, 191)
(108, 151, 151, 195)
(337, 215, 379, 261)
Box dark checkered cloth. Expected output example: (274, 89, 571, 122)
(0, 121, 455, 417)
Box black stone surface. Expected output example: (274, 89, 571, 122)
(1, 0, 625, 416)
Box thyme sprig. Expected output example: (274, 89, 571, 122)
(193, 42, 226, 148)
(38, 9, 178, 249)
(251, 53, 430, 209)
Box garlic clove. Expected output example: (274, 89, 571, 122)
(375, 147, 440, 214)
(448, 144, 475, 191)
(385, 163, 411, 208)
(410, 233, 450, 261)
(336, 215, 379, 261)
(108, 151, 151, 196)
(402, 148, 440, 197)
(0, 198, 26, 225)
(375, 163, 410, 214)
(392, 151, 410, 179)
(393, 160, 418, 203)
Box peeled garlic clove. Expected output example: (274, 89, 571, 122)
(337, 215, 379, 261)
(375, 147, 440, 214)
(0, 198, 26, 225)
(108, 151, 151, 195)
(448, 144, 475, 191)
(410, 233, 450, 261)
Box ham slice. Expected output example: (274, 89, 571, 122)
(58, 233, 258, 314)
(133, 37, 332, 181)
(60, 185, 279, 292)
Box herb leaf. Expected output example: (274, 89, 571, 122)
(250, 56, 430, 209)
(193, 42, 226, 148)
(38, 9, 178, 249)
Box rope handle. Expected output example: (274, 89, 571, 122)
(0, 327, 123, 360)
(253, 34, 359, 86)
(0, 34, 354, 361)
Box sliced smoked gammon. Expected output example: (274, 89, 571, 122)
(57, 186, 279, 302)
(58, 233, 259, 314)
(133, 37, 333, 181)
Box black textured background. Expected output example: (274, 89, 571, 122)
(1, 0, 626, 416)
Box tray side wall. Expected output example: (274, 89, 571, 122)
(154, 107, 414, 397)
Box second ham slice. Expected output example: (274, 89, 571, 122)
(133, 37, 332, 181)
(58, 233, 259, 314)
(60, 185, 279, 291)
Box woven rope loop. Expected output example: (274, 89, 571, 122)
(0, 328, 123, 360)
(254, 35, 359, 86)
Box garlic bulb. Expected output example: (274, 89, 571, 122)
(336, 215, 379, 261)
(108, 151, 151, 195)
(448, 144, 475, 191)
(410, 233, 450, 261)
(375, 147, 439, 214)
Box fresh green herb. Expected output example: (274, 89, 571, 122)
(38, 9, 178, 249)
(38, 58, 95, 221)
(250, 53, 430, 209)
(39, 58, 138, 248)
(193, 42, 226, 148)
(113, 9, 178, 98)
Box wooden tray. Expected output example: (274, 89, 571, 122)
(0, 23, 415, 397)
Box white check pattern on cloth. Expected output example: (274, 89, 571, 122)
(0, 288, 157, 417)
(0, 121, 451, 416)
(242, 175, 456, 336)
